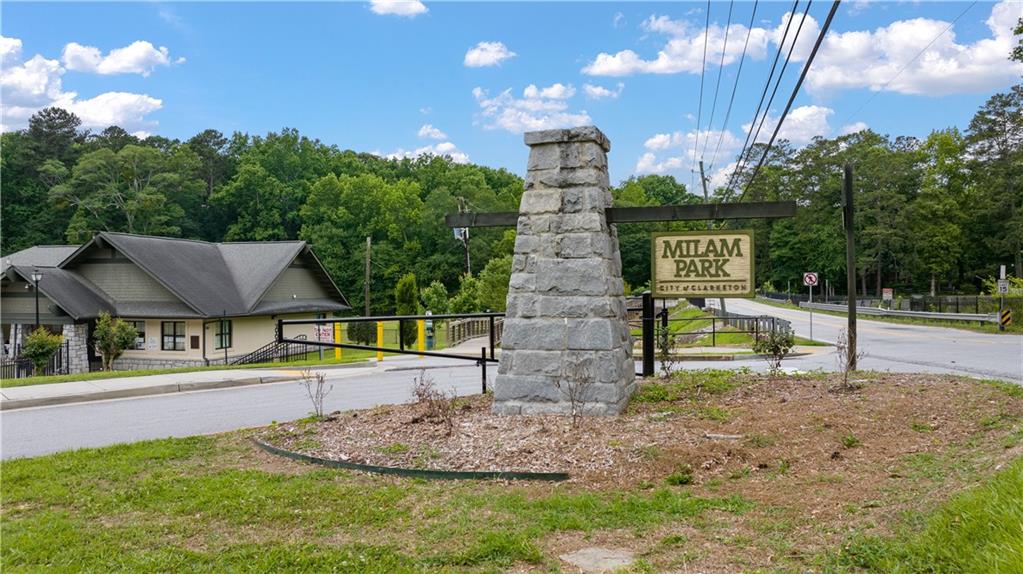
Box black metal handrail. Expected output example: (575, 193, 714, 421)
(230, 335, 309, 366)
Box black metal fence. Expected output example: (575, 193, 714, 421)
(0, 339, 71, 380)
(278, 312, 504, 393)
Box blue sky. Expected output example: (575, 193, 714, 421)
(2, 1, 1021, 188)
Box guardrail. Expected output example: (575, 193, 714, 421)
(798, 301, 998, 323)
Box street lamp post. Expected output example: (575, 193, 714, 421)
(31, 269, 43, 331)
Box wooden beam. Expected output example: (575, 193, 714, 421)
(445, 201, 797, 228)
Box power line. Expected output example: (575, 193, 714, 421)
(690, 0, 712, 190)
(742, 0, 842, 198)
(708, 0, 760, 175)
(723, 0, 801, 195)
(730, 0, 813, 194)
(840, 0, 977, 127)
(700, 0, 735, 160)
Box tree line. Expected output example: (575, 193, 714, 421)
(2, 72, 1019, 309)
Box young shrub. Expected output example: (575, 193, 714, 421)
(94, 312, 137, 371)
(449, 273, 482, 314)
(834, 328, 867, 390)
(21, 327, 63, 375)
(394, 272, 420, 347)
(347, 320, 376, 345)
(420, 280, 450, 314)
(300, 369, 333, 420)
(410, 369, 456, 434)
(752, 328, 795, 375)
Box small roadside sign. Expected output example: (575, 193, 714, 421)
(803, 272, 818, 287)
(1001, 309, 1013, 327)
(997, 279, 1010, 295)
(316, 324, 333, 342)
(882, 288, 893, 301)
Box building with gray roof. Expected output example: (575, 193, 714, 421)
(2, 232, 350, 373)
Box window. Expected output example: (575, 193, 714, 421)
(131, 321, 146, 350)
(161, 321, 186, 351)
(214, 320, 232, 350)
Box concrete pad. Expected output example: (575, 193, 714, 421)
(559, 547, 635, 573)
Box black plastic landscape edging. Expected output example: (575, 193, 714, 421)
(252, 439, 570, 482)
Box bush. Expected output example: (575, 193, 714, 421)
(394, 272, 419, 347)
(420, 280, 449, 314)
(21, 328, 63, 375)
(94, 312, 136, 371)
(449, 273, 483, 314)
(347, 320, 376, 345)
(752, 329, 794, 374)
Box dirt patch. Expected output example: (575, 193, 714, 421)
(256, 371, 1023, 571)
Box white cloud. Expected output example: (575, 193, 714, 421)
(613, 12, 626, 28)
(583, 82, 625, 99)
(0, 36, 164, 133)
(417, 123, 447, 140)
(369, 0, 427, 17)
(841, 121, 869, 135)
(523, 83, 575, 100)
(634, 127, 743, 176)
(386, 140, 469, 164)
(62, 40, 180, 76)
(464, 41, 516, 68)
(745, 105, 833, 147)
(807, 1, 1023, 95)
(473, 86, 591, 134)
(584, 15, 771, 76)
(585, 1, 1022, 96)
(0, 35, 22, 66)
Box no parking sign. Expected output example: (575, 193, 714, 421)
(803, 272, 818, 287)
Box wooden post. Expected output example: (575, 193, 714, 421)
(843, 163, 857, 371)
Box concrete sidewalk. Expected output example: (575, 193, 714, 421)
(0, 366, 336, 410)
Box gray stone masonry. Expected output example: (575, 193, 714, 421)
(62, 323, 90, 374)
(494, 126, 635, 416)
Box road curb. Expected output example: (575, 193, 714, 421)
(0, 376, 301, 411)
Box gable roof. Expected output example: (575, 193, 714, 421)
(53, 232, 349, 318)
(1, 245, 79, 274)
(5, 265, 115, 321)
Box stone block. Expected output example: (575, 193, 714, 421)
(523, 126, 611, 152)
(509, 272, 536, 292)
(520, 189, 563, 214)
(559, 233, 610, 258)
(501, 318, 566, 350)
(493, 375, 563, 402)
(514, 234, 538, 254)
(535, 259, 607, 296)
(567, 319, 615, 350)
(510, 350, 563, 376)
(527, 166, 609, 190)
(505, 294, 539, 318)
(554, 213, 605, 233)
(538, 296, 614, 318)
(562, 187, 608, 213)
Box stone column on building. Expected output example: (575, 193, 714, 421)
(62, 323, 90, 374)
(493, 126, 635, 416)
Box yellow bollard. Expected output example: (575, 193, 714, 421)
(417, 319, 425, 357)
(333, 322, 342, 360)
(376, 321, 384, 362)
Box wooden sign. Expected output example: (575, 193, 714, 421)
(651, 230, 755, 298)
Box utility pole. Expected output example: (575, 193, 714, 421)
(364, 236, 371, 316)
(699, 160, 727, 313)
(457, 197, 471, 275)
(843, 164, 857, 371)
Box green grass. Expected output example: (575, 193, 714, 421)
(0, 350, 381, 389)
(632, 369, 752, 404)
(0, 435, 752, 572)
(1, 324, 456, 389)
(754, 297, 1020, 334)
(825, 457, 1023, 573)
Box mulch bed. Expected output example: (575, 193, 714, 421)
(258, 372, 1023, 491)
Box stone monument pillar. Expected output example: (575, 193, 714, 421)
(493, 126, 635, 416)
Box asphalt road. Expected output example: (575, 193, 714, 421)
(1, 357, 491, 460)
(3, 303, 1020, 460)
(720, 298, 1023, 382)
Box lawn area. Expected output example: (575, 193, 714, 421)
(755, 297, 1020, 334)
(3, 370, 1020, 573)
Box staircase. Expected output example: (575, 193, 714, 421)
(230, 335, 310, 366)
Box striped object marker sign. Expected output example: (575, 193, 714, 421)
(1000, 309, 1012, 327)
